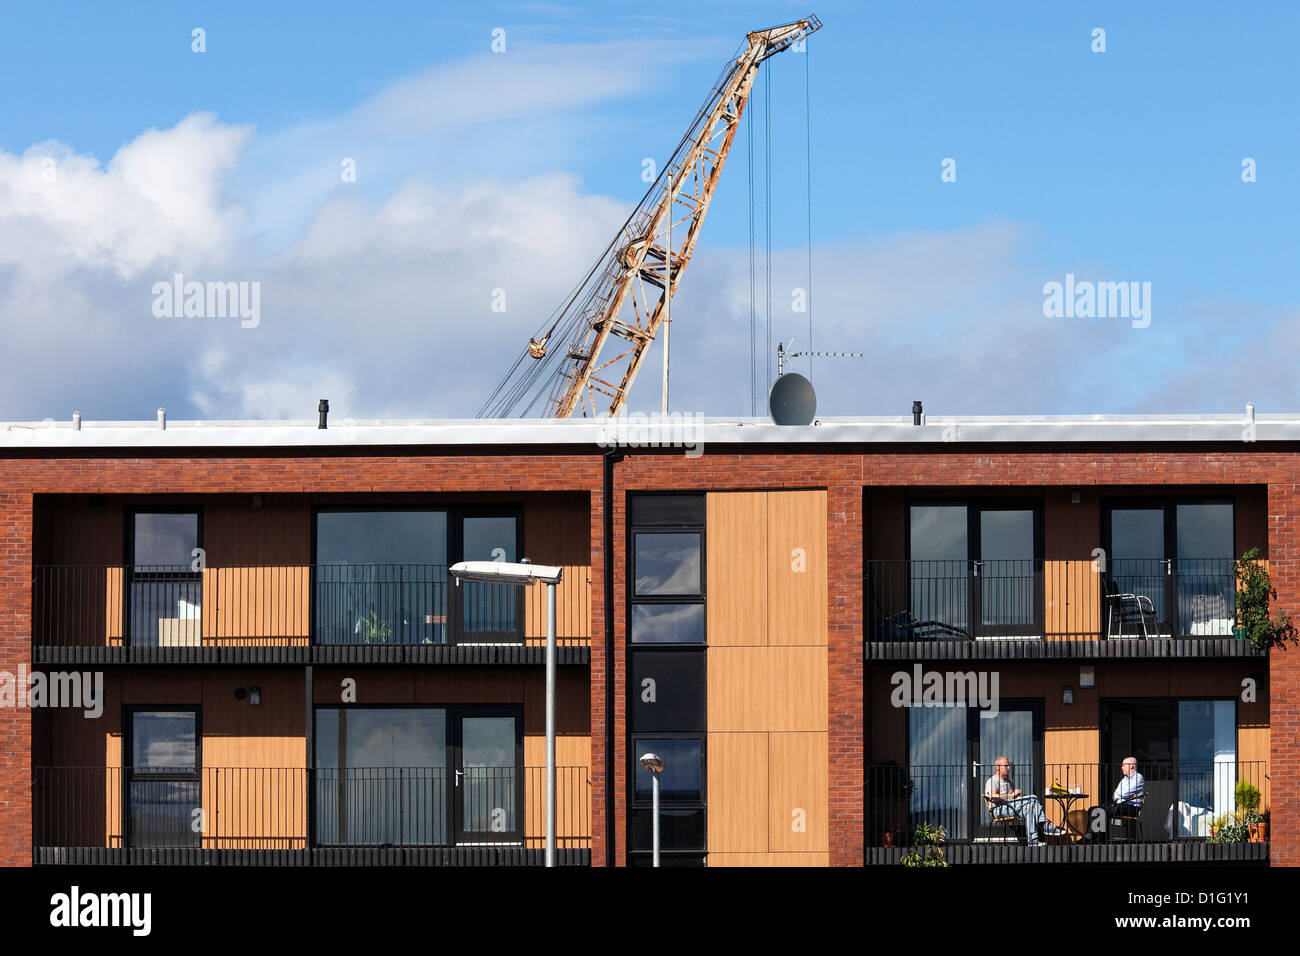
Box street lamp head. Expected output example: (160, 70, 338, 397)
(449, 560, 563, 586)
(639, 752, 664, 774)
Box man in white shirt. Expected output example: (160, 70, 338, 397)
(1113, 757, 1145, 816)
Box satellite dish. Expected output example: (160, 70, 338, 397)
(768, 372, 816, 425)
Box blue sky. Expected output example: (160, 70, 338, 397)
(1, 1, 1297, 420)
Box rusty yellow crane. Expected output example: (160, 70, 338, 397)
(480, 15, 821, 419)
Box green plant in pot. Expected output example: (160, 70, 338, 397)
(901, 822, 948, 867)
(359, 609, 392, 645)
(1234, 548, 1297, 653)
(1235, 779, 1263, 841)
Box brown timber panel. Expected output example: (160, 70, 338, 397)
(706, 732, 767, 852)
(706, 492, 768, 647)
(707, 647, 827, 733)
(767, 732, 829, 852)
(203, 503, 311, 646)
(523, 494, 591, 646)
(768, 490, 827, 646)
(707, 852, 829, 866)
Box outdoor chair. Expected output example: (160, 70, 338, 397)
(1105, 590, 1171, 639)
(983, 795, 1026, 844)
(1109, 792, 1146, 843)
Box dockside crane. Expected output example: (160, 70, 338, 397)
(480, 15, 821, 419)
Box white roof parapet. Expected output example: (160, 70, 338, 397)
(0, 413, 1291, 449)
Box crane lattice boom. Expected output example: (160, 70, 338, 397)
(480, 16, 821, 419)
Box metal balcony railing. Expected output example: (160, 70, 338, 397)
(866, 760, 1269, 847)
(866, 557, 1240, 642)
(32, 564, 588, 648)
(34, 766, 591, 852)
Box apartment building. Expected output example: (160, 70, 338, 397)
(0, 412, 1295, 867)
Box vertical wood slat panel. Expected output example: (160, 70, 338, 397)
(706, 492, 768, 647)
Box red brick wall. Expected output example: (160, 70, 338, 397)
(0, 492, 32, 865)
(4, 442, 1300, 866)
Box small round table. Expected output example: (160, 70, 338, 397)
(1045, 792, 1089, 841)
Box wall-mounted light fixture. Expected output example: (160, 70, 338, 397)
(1070, 489, 1082, 505)
(249, 686, 262, 706)
(1063, 685, 1074, 705)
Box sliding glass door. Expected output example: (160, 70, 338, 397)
(907, 701, 1043, 842)
(1106, 501, 1235, 636)
(1103, 699, 1236, 838)
(314, 706, 521, 846)
(908, 502, 1042, 638)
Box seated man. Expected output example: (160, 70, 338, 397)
(985, 757, 1064, 846)
(1112, 757, 1145, 819)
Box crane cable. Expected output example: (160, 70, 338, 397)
(805, 37, 814, 384)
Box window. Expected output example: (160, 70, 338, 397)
(906, 500, 1042, 638)
(128, 512, 201, 647)
(627, 494, 707, 865)
(629, 496, 705, 645)
(1102, 698, 1240, 838)
(314, 706, 522, 846)
(1105, 499, 1235, 635)
(312, 508, 521, 645)
(126, 708, 200, 848)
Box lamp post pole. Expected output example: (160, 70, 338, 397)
(449, 560, 564, 868)
(545, 578, 556, 868)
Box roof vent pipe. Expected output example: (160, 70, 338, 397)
(912, 401, 923, 426)
(318, 399, 329, 430)
(1246, 402, 1256, 424)
(72, 411, 81, 431)
(157, 407, 166, 430)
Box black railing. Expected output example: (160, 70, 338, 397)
(866, 761, 1269, 846)
(34, 766, 591, 851)
(866, 558, 1239, 641)
(32, 564, 588, 648)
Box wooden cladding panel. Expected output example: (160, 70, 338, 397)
(524, 494, 591, 645)
(705, 733, 767, 852)
(706, 492, 768, 647)
(707, 646, 827, 733)
(768, 491, 828, 646)
(704, 490, 829, 866)
(707, 852, 830, 867)
(767, 732, 829, 852)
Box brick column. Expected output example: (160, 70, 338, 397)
(0, 493, 33, 866)
(827, 483, 864, 865)
(1268, 482, 1299, 866)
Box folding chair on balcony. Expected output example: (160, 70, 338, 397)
(1105, 587, 1171, 639)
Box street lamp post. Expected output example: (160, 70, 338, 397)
(639, 752, 665, 867)
(450, 559, 564, 866)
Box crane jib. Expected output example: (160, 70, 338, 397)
(479, 16, 822, 420)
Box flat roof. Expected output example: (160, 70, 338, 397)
(0, 411, 1291, 449)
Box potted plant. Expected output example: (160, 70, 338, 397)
(870, 761, 912, 847)
(1256, 809, 1269, 843)
(901, 822, 948, 866)
(1235, 548, 1297, 652)
(359, 609, 392, 645)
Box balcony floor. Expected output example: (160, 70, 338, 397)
(867, 841, 1267, 865)
(865, 637, 1263, 661)
(32, 644, 591, 667)
(35, 846, 591, 866)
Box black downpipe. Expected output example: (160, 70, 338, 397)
(602, 445, 623, 866)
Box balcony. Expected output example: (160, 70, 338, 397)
(865, 558, 1262, 660)
(32, 564, 590, 665)
(866, 761, 1269, 864)
(33, 765, 591, 866)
